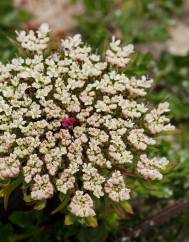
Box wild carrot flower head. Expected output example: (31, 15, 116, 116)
(0, 23, 174, 220)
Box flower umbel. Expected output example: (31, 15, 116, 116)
(0, 24, 175, 219)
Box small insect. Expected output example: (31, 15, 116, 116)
(146, 75, 151, 81)
(25, 87, 37, 95)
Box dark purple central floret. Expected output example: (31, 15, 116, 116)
(61, 117, 78, 129)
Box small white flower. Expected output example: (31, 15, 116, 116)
(39, 23, 50, 34)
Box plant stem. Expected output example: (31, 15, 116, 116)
(120, 196, 189, 239)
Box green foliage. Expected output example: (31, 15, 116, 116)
(0, 0, 32, 62)
(78, 0, 182, 49)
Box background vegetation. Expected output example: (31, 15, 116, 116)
(0, 0, 189, 241)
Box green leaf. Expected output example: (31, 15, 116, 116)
(86, 216, 98, 228)
(77, 217, 85, 225)
(2, 177, 22, 210)
(163, 160, 180, 174)
(9, 211, 38, 229)
(34, 200, 46, 211)
(23, 193, 32, 203)
(112, 203, 127, 219)
(121, 201, 134, 214)
(51, 195, 70, 215)
(64, 214, 75, 225)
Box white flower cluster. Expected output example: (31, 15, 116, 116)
(31, 174, 54, 200)
(56, 169, 75, 194)
(69, 191, 96, 217)
(145, 102, 175, 134)
(106, 37, 134, 67)
(0, 155, 20, 180)
(105, 171, 131, 202)
(82, 163, 105, 198)
(128, 129, 156, 150)
(0, 24, 174, 218)
(16, 23, 50, 53)
(23, 154, 43, 183)
(137, 154, 169, 180)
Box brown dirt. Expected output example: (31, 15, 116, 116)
(14, 0, 83, 35)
